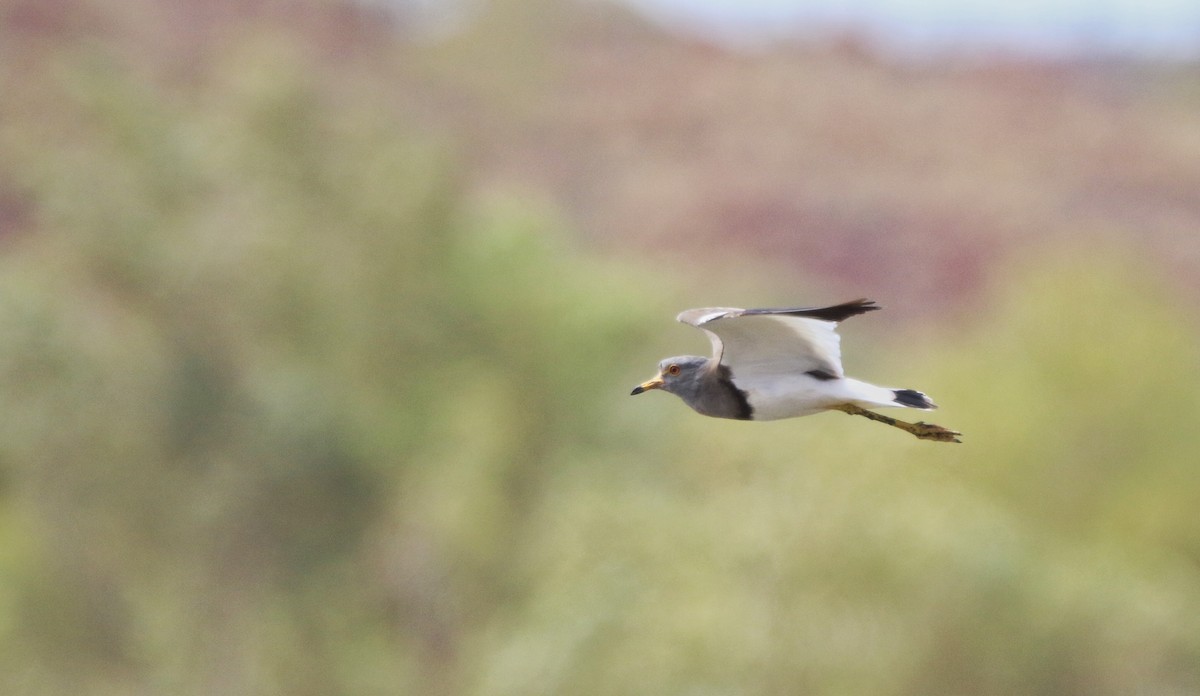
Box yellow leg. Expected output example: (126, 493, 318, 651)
(832, 404, 962, 443)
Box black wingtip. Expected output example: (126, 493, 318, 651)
(743, 298, 880, 323)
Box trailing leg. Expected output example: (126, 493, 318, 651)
(832, 403, 962, 443)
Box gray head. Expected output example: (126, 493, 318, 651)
(630, 355, 711, 399)
(631, 355, 754, 420)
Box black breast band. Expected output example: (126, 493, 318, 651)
(716, 364, 754, 420)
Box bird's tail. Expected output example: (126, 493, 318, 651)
(892, 388, 937, 410)
(841, 379, 937, 411)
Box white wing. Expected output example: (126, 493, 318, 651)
(676, 299, 879, 380)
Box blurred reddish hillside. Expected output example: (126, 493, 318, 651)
(5, 0, 1200, 311)
(413, 1, 1200, 311)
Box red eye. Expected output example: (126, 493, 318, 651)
(666, 364, 681, 376)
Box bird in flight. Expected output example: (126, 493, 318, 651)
(631, 299, 960, 442)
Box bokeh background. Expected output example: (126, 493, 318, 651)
(2, 0, 1200, 693)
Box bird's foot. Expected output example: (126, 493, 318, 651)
(908, 421, 962, 444)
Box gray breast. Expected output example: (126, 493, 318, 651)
(694, 365, 754, 420)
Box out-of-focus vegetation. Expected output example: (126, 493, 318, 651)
(2, 1, 1200, 695)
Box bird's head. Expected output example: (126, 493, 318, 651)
(630, 356, 710, 396)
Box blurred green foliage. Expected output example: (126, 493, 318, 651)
(2, 15, 1200, 696)
(0, 38, 659, 695)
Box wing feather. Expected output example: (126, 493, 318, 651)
(677, 299, 879, 380)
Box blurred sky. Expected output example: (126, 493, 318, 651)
(620, 0, 1200, 57)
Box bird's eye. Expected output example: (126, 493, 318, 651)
(666, 364, 681, 376)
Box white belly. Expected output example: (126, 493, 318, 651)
(737, 375, 897, 421)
